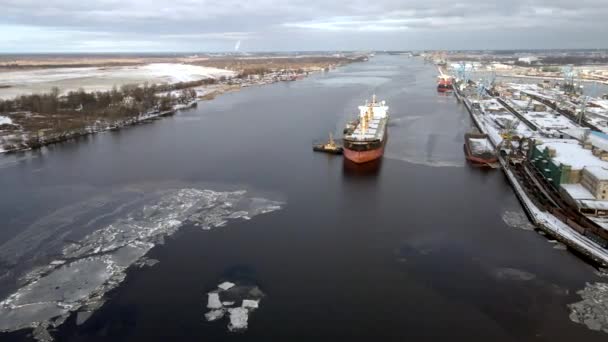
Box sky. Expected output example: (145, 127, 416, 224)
(0, 0, 607, 52)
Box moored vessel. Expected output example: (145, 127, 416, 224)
(342, 95, 389, 164)
(437, 75, 453, 92)
(464, 133, 498, 166)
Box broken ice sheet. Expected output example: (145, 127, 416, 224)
(205, 309, 226, 322)
(0, 188, 283, 340)
(569, 282, 608, 334)
(218, 282, 236, 291)
(204, 281, 264, 332)
(207, 292, 223, 309)
(502, 210, 535, 231)
(242, 299, 259, 309)
(228, 307, 249, 332)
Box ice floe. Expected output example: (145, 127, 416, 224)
(493, 267, 536, 281)
(569, 282, 608, 333)
(218, 282, 236, 291)
(207, 293, 223, 309)
(242, 299, 259, 309)
(203, 281, 264, 332)
(502, 210, 536, 231)
(205, 309, 226, 322)
(228, 307, 249, 332)
(0, 188, 283, 340)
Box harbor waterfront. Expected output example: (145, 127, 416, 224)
(2, 55, 608, 341)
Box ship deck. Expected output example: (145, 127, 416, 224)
(344, 117, 387, 142)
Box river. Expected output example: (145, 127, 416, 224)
(1, 55, 607, 341)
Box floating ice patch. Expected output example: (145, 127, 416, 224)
(0, 188, 283, 340)
(502, 210, 535, 231)
(205, 309, 225, 322)
(203, 281, 264, 332)
(207, 293, 222, 309)
(218, 282, 236, 291)
(596, 268, 608, 278)
(569, 282, 608, 334)
(242, 299, 259, 309)
(553, 243, 568, 250)
(228, 307, 249, 332)
(493, 267, 536, 281)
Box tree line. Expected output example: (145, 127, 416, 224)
(0, 80, 210, 152)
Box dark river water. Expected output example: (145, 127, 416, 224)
(1, 55, 607, 341)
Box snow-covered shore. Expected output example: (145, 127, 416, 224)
(0, 63, 235, 100)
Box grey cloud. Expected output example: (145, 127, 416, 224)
(0, 0, 606, 52)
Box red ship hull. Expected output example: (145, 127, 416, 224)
(343, 144, 384, 164)
(463, 133, 497, 166)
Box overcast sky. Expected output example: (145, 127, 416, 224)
(1, 0, 606, 52)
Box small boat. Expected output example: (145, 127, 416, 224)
(464, 133, 498, 166)
(313, 133, 343, 154)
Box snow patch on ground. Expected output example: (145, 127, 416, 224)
(569, 282, 608, 334)
(0, 63, 235, 99)
(0, 188, 283, 340)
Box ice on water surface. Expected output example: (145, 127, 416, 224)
(204, 281, 265, 332)
(0, 187, 283, 340)
(502, 210, 536, 231)
(569, 282, 608, 333)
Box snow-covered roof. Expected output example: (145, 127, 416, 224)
(585, 166, 608, 181)
(561, 183, 596, 200)
(579, 200, 608, 211)
(526, 112, 577, 132)
(591, 100, 608, 110)
(536, 139, 608, 170)
(560, 127, 590, 141)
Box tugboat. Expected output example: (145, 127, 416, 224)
(313, 133, 343, 154)
(464, 133, 498, 166)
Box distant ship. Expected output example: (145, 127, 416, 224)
(437, 75, 453, 92)
(342, 95, 389, 164)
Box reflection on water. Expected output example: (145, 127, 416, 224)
(342, 158, 383, 178)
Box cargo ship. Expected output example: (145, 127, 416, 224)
(437, 75, 453, 92)
(464, 133, 498, 166)
(343, 95, 389, 164)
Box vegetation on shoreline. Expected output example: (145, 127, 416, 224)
(0, 83, 199, 152)
(0, 55, 367, 153)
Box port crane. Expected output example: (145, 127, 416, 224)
(455, 62, 469, 84)
(576, 96, 589, 125)
(561, 65, 581, 95)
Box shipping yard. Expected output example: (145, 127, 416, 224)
(428, 50, 608, 267)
